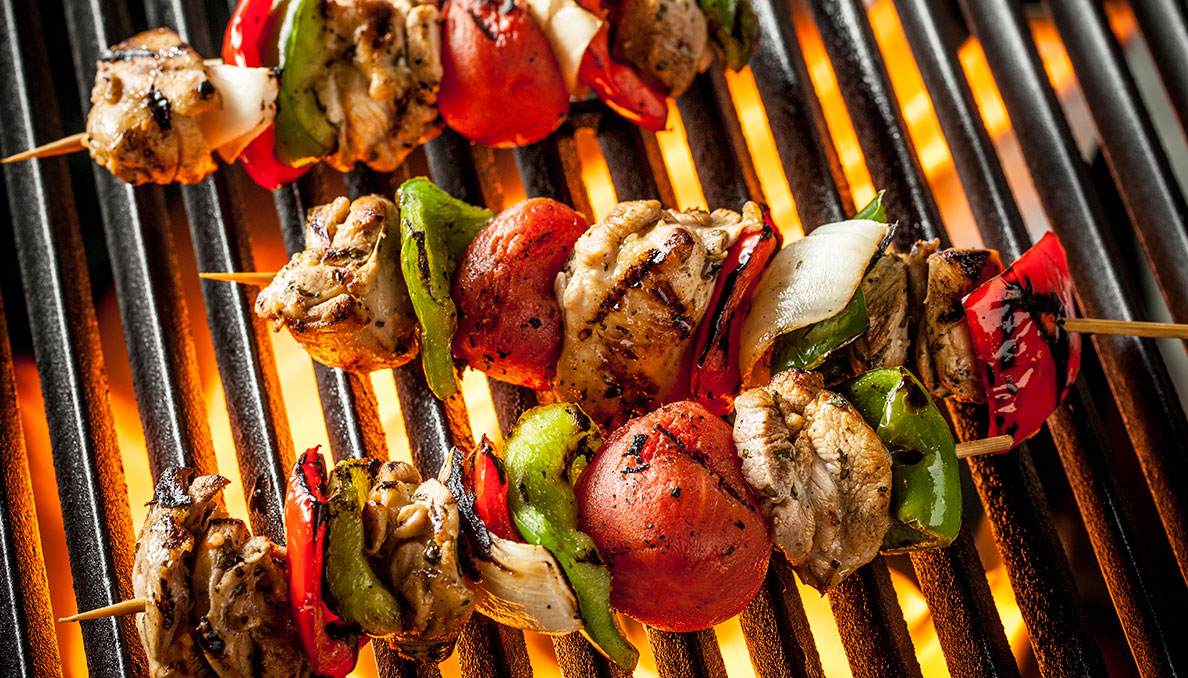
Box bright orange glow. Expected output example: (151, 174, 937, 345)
(575, 128, 618, 223)
(654, 99, 709, 211)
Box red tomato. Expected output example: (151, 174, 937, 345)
(222, 0, 309, 188)
(439, 0, 570, 147)
(963, 232, 1081, 446)
(453, 198, 588, 389)
(574, 401, 771, 632)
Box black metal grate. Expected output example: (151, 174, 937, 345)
(2, 0, 1187, 676)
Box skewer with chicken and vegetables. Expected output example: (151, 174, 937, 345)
(3, 0, 759, 188)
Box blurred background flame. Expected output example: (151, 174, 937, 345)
(8, 0, 1155, 676)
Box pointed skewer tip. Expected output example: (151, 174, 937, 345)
(2, 132, 87, 164)
(58, 597, 147, 622)
(199, 271, 277, 286)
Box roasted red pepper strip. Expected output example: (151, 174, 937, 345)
(222, 0, 310, 189)
(963, 232, 1081, 447)
(285, 447, 363, 678)
(690, 202, 782, 414)
(576, 0, 668, 131)
(470, 436, 521, 542)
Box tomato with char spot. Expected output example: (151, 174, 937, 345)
(574, 401, 771, 632)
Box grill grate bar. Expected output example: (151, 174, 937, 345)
(0, 293, 62, 676)
(961, 0, 1188, 589)
(1128, 0, 1188, 135)
(1047, 0, 1188, 323)
(0, 0, 147, 674)
(893, 1, 1184, 674)
(61, 0, 218, 479)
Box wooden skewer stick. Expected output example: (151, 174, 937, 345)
(2, 132, 87, 164)
(199, 271, 277, 286)
(1062, 317, 1188, 339)
(59, 598, 147, 622)
(955, 435, 1015, 459)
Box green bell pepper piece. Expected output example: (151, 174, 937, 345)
(397, 178, 495, 400)
(698, 0, 759, 71)
(771, 286, 868, 372)
(769, 192, 887, 373)
(274, 0, 338, 166)
(852, 190, 887, 223)
(504, 404, 639, 671)
(839, 367, 961, 553)
(324, 459, 404, 636)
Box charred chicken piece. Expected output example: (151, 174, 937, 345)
(915, 248, 1003, 402)
(86, 28, 221, 185)
(319, 0, 444, 172)
(362, 461, 476, 661)
(732, 370, 893, 592)
(192, 519, 311, 678)
(850, 253, 910, 372)
(256, 195, 418, 372)
(613, 0, 712, 97)
(132, 468, 229, 678)
(555, 200, 745, 430)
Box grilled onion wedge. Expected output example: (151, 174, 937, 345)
(475, 534, 583, 634)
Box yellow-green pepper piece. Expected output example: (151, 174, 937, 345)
(275, 0, 337, 166)
(323, 459, 403, 636)
(504, 404, 639, 671)
(839, 367, 962, 553)
(398, 178, 495, 400)
(698, 0, 759, 71)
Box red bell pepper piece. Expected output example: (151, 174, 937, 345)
(963, 232, 1081, 447)
(470, 436, 521, 542)
(222, 0, 310, 189)
(690, 203, 782, 414)
(575, 0, 668, 131)
(285, 447, 364, 678)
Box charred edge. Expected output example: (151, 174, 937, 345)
(445, 446, 492, 573)
(941, 249, 993, 280)
(147, 86, 172, 131)
(465, 7, 499, 41)
(153, 467, 197, 508)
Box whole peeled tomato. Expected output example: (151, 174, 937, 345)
(439, 0, 570, 147)
(574, 401, 771, 632)
(453, 198, 588, 390)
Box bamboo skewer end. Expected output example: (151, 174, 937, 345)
(2, 132, 88, 164)
(59, 598, 147, 622)
(199, 271, 277, 286)
(1062, 317, 1188, 339)
(956, 435, 1015, 459)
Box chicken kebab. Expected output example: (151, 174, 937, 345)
(6, 0, 759, 189)
(70, 362, 977, 677)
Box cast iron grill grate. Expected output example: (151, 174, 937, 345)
(2, 0, 1187, 676)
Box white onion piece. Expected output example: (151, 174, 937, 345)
(739, 219, 888, 385)
(197, 63, 279, 163)
(525, 0, 602, 94)
(475, 535, 583, 634)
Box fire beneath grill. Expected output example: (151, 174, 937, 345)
(4, 0, 1187, 677)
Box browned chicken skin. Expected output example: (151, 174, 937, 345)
(554, 200, 745, 430)
(319, 0, 444, 172)
(732, 370, 893, 592)
(86, 28, 220, 185)
(915, 247, 1003, 402)
(256, 195, 418, 372)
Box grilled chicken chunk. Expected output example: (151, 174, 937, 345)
(192, 520, 311, 678)
(850, 253, 910, 372)
(256, 195, 418, 372)
(915, 248, 1003, 402)
(555, 200, 745, 430)
(733, 370, 893, 592)
(133, 469, 229, 678)
(319, 0, 443, 172)
(613, 0, 712, 96)
(86, 28, 220, 185)
(362, 462, 476, 661)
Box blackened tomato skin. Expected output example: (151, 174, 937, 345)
(453, 198, 588, 390)
(439, 0, 570, 147)
(574, 401, 771, 632)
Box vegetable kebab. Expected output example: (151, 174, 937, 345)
(65, 376, 971, 677)
(4, 0, 760, 188)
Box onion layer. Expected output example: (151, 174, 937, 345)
(199, 62, 279, 163)
(739, 219, 887, 385)
(525, 0, 603, 94)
